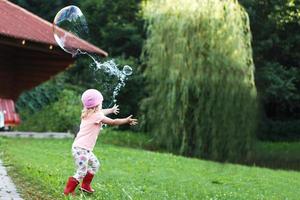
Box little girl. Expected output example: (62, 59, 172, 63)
(63, 89, 137, 196)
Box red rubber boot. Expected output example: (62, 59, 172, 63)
(64, 177, 79, 196)
(80, 171, 95, 193)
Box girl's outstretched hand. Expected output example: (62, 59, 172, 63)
(126, 115, 138, 126)
(111, 104, 119, 115)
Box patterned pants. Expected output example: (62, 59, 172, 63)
(72, 146, 100, 181)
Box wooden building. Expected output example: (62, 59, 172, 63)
(0, 0, 107, 101)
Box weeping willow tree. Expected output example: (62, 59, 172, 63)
(141, 0, 258, 162)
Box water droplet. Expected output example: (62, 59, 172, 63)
(122, 65, 133, 76)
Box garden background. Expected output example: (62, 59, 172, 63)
(13, 0, 300, 163)
(2, 0, 300, 199)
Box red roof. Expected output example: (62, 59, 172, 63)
(0, 0, 108, 56)
(0, 99, 20, 126)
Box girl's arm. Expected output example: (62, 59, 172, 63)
(102, 115, 138, 126)
(102, 104, 119, 116)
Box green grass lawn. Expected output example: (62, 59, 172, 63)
(0, 134, 300, 200)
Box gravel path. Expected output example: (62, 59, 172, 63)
(0, 160, 23, 200)
(0, 131, 73, 138)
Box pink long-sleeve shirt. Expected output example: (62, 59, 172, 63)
(72, 111, 104, 151)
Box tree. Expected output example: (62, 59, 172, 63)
(141, 0, 258, 162)
(239, 0, 300, 120)
(239, 0, 300, 140)
(11, 0, 79, 21)
(79, 0, 145, 58)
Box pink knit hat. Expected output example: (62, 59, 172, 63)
(81, 89, 103, 109)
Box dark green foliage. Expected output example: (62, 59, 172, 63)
(11, 0, 79, 21)
(16, 74, 67, 119)
(110, 57, 146, 122)
(141, 0, 258, 162)
(17, 89, 81, 132)
(259, 119, 300, 142)
(256, 63, 300, 119)
(239, 0, 300, 139)
(79, 0, 145, 58)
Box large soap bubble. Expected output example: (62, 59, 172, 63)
(53, 6, 134, 107)
(53, 5, 88, 57)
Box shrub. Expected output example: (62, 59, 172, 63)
(16, 73, 67, 118)
(258, 119, 300, 141)
(16, 89, 81, 133)
(256, 62, 300, 120)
